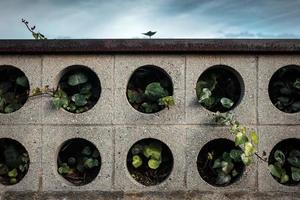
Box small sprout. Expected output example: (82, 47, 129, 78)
(148, 158, 161, 170)
(8, 169, 18, 178)
(132, 155, 143, 168)
(220, 97, 234, 109)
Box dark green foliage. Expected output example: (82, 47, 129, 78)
(269, 66, 300, 113)
(57, 140, 101, 186)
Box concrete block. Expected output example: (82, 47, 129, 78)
(258, 55, 300, 124)
(186, 126, 257, 192)
(186, 55, 257, 125)
(0, 125, 42, 191)
(258, 126, 300, 192)
(41, 55, 114, 125)
(41, 125, 113, 191)
(0, 56, 42, 125)
(114, 125, 186, 192)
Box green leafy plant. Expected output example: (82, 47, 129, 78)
(268, 149, 300, 184)
(127, 82, 174, 113)
(22, 19, 47, 39)
(57, 144, 101, 185)
(0, 73, 29, 114)
(131, 142, 162, 170)
(0, 144, 29, 185)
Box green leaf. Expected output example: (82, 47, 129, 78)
(196, 74, 217, 97)
(58, 163, 72, 174)
(84, 158, 99, 168)
(141, 102, 158, 113)
(132, 155, 143, 168)
(287, 150, 300, 168)
(268, 164, 282, 179)
(143, 143, 162, 160)
(16, 76, 29, 87)
(291, 167, 300, 182)
(230, 149, 243, 162)
(251, 131, 258, 145)
(212, 158, 222, 169)
(0, 164, 9, 175)
(81, 146, 92, 156)
(68, 73, 88, 86)
(80, 83, 92, 94)
(220, 97, 234, 109)
(221, 161, 234, 174)
(158, 96, 175, 107)
(148, 158, 161, 170)
(144, 82, 168, 100)
(235, 132, 248, 146)
(244, 142, 256, 156)
(52, 89, 69, 109)
(127, 89, 143, 104)
(4, 104, 17, 113)
(232, 169, 239, 177)
(198, 88, 211, 103)
(293, 78, 300, 89)
(274, 150, 285, 165)
(222, 152, 232, 162)
(281, 174, 289, 184)
(216, 171, 231, 185)
(10, 178, 17, 184)
(71, 93, 88, 106)
(8, 168, 18, 178)
(241, 153, 252, 166)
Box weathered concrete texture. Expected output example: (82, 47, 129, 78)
(41, 126, 114, 191)
(41, 55, 114, 124)
(186, 55, 257, 125)
(0, 125, 42, 192)
(186, 126, 257, 192)
(258, 126, 300, 192)
(114, 55, 186, 125)
(0, 56, 43, 125)
(258, 55, 300, 124)
(114, 125, 186, 192)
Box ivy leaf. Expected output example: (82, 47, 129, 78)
(287, 150, 300, 168)
(141, 102, 158, 113)
(274, 150, 285, 165)
(81, 146, 92, 156)
(158, 96, 175, 107)
(250, 131, 258, 145)
(220, 97, 234, 109)
(198, 88, 211, 103)
(269, 164, 282, 179)
(52, 89, 69, 109)
(68, 73, 88, 86)
(8, 168, 18, 178)
(144, 82, 168, 100)
(221, 161, 234, 174)
(291, 167, 300, 182)
(235, 132, 248, 146)
(281, 174, 289, 184)
(244, 142, 256, 156)
(80, 83, 92, 94)
(230, 149, 243, 162)
(71, 93, 88, 106)
(143, 143, 162, 160)
(58, 163, 72, 174)
(127, 89, 143, 104)
(212, 158, 222, 169)
(216, 171, 231, 185)
(132, 155, 143, 168)
(84, 158, 99, 168)
(241, 153, 252, 166)
(148, 158, 161, 170)
(16, 76, 29, 87)
(293, 78, 300, 89)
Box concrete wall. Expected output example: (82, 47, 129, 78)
(0, 51, 299, 199)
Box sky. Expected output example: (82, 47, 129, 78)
(0, 0, 300, 39)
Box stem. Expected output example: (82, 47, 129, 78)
(255, 152, 267, 163)
(28, 92, 54, 98)
(22, 20, 34, 34)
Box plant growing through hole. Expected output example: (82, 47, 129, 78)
(31, 72, 96, 113)
(268, 149, 300, 184)
(0, 75, 29, 113)
(196, 73, 235, 110)
(0, 144, 29, 185)
(127, 82, 175, 113)
(131, 142, 162, 170)
(206, 112, 262, 185)
(57, 144, 100, 185)
(21, 19, 47, 40)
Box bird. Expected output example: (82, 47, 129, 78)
(142, 31, 157, 38)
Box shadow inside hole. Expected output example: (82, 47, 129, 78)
(197, 138, 245, 187)
(58, 65, 101, 114)
(196, 65, 244, 113)
(57, 138, 101, 186)
(126, 138, 174, 186)
(126, 65, 173, 114)
(268, 138, 300, 186)
(0, 65, 30, 114)
(268, 65, 300, 113)
(0, 138, 30, 185)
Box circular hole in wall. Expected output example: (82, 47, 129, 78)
(197, 138, 245, 187)
(57, 138, 101, 186)
(57, 65, 101, 114)
(196, 65, 244, 113)
(268, 138, 300, 186)
(268, 65, 300, 113)
(0, 138, 30, 185)
(126, 138, 173, 186)
(126, 65, 173, 114)
(0, 65, 30, 114)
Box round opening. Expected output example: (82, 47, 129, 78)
(268, 138, 300, 186)
(57, 138, 101, 186)
(268, 65, 300, 113)
(197, 138, 245, 187)
(196, 65, 244, 113)
(126, 138, 173, 186)
(0, 65, 30, 114)
(0, 138, 30, 185)
(126, 65, 173, 114)
(57, 65, 101, 114)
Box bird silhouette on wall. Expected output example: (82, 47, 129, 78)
(142, 31, 157, 38)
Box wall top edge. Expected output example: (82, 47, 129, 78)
(1, 39, 300, 54)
